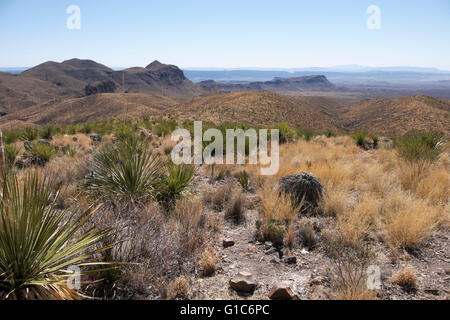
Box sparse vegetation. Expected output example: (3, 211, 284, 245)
(0, 173, 112, 299)
(395, 130, 444, 163)
(391, 267, 417, 292)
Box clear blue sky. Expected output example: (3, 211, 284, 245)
(1, 0, 449, 69)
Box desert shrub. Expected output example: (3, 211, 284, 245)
(265, 219, 285, 246)
(323, 230, 375, 300)
(391, 266, 417, 292)
(87, 136, 162, 202)
(39, 125, 56, 140)
(155, 163, 195, 210)
(298, 220, 318, 250)
(166, 277, 189, 300)
(173, 198, 207, 255)
(370, 134, 380, 148)
(85, 202, 202, 299)
(203, 183, 233, 212)
(20, 127, 38, 141)
(61, 145, 77, 157)
(3, 131, 21, 144)
(299, 128, 316, 141)
(395, 130, 444, 163)
(4, 144, 19, 168)
(0, 173, 112, 299)
(352, 131, 368, 147)
(154, 119, 178, 137)
(225, 191, 245, 224)
(237, 170, 250, 190)
(198, 247, 218, 277)
(275, 123, 295, 144)
(24, 142, 57, 166)
(325, 130, 336, 138)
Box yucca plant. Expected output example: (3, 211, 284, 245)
(155, 162, 195, 210)
(0, 172, 112, 299)
(20, 127, 38, 141)
(24, 142, 57, 166)
(87, 135, 162, 202)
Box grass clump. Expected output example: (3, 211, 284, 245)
(0, 173, 112, 299)
(391, 267, 417, 292)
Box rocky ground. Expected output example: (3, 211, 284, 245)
(188, 169, 449, 300)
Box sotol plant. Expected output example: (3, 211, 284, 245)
(0, 173, 112, 299)
(155, 162, 195, 210)
(88, 134, 162, 202)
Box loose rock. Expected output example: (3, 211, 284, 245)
(268, 283, 296, 300)
(229, 272, 257, 293)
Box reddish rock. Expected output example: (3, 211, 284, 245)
(229, 272, 256, 293)
(268, 283, 296, 300)
(223, 239, 235, 248)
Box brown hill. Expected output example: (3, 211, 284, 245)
(0, 93, 178, 129)
(21, 59, 114, 90)
(340, 95, 450, 135)
(166, 91, 343, 130)
(0, 59, 209, 115)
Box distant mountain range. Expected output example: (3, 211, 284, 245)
(0, 59, 448, 136)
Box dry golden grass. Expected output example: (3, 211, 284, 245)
(249, 135, 449, 251)
(198, 247, 218, 277)
(391, 266, 417, 292)
(166, 277, 189, 300)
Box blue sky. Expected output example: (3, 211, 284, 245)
(0, 0, 449, 69)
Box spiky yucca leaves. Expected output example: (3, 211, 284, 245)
(24, 142, 57, 166)
(0, 173, 112, 300)
(87, 134, 162, 203)
(155, 163, 195, 210)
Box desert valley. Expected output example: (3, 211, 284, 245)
(0, 57, 448, 301)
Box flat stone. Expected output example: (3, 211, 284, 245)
(229, 272, 257, 293)
(268, 283, 296, 300)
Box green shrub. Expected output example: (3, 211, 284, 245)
(4, 144, 19, 168)
(299, 128, 316, 141)
(155, 163, 195, 209)
(275, 123, 295, 144)
(395, 130, 444, 163)
(3, 131, 21, 144)
(325, 130, 336, 138)
(0, 173, 112, 299)
(21, 127, 38, 141)
(352, 131, 368, 147)
(39, 125, 56, 140)
(266, 219, 285, 246)
(88, 136, 162, 202)
(237, 170, 250, 190)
